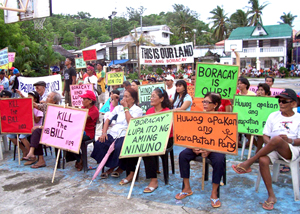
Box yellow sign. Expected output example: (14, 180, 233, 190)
(0, 62, 12, 69)
(106, 72, 124, 86)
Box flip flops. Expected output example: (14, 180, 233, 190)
(175, 191, 193, 200)
(100, 173, 109, 179)
(111, 171, 120, 178)
(31, 163, 46, 169)
(210, 198, 221, 208)
(262, 200, 276, 210)
(119, 179, 131, 185)
(231, 164, 252, 174)
(24, 157, 38, 166)
(280, 166, 290, 173)
(143, 186, 158, 193)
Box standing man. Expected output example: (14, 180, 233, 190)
(96, 62, 106, 108)
(63, 57, 76, 106)
(33, 81, 48, 102)
(0, 70, 9, 91)
(165, 75, 176, 99)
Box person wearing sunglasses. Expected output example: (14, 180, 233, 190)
(175, 92, 225, 208)
(232, 88, 300, 210)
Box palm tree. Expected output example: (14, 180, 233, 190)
(230, 9, 249, 29)
(122, 27, 155, 78)
(247, 0, 269, 26)
(176, 11, 193, 43)
(209, 6, 230, 41)
(278, 12, 298, 27)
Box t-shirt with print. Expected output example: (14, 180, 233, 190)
(64, 67, 76, 92)
(171, 93, 192, 111)
(166, 86, 176, 99)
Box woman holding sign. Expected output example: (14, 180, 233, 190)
(170, 80, 192, 111)
(91, 88, 143, 178)
(176, 92, 225, 208)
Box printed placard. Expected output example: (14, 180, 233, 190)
(82, 49, 97, 61)
(249, 85, 284, 97)
(233, 95, 279, 136)
(70, 84, 93, 107)
(173, 111, 238, 155)
(0, 47, 8, 66)
(140, 42, 194, 65)
(106, 72, 124, 86)
(120, 111, 173, 158)
(0, 98, 34, 134)
(8, 52, 16, 63)
(138, 83, 165, 113)
(75, 57, 86, 69)
(195, 63, 239, 99)
(40, 104, 88, 154)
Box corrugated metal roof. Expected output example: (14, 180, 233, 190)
(228, 24, 292, 40)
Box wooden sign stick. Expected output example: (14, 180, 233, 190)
(17, 134, 21, 165)
(127, 156, 142, 200)
(52, 148, 61, 183)
(247, 135, 254, 160)
(201, 157, 205, 190)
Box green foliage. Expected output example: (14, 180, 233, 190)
(128, 72, 139, 80)
(156, 67, 164, 75)
(279, 67, 289, 77)
(278, 12, 298, 27)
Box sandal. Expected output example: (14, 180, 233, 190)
(262, 200, 276, 210)
(210, 198, 221, 208)
(111, 171, 120, 178)
(143, 186, 158, 193)
(119, 179, 131, 185)
(175, 191, 193, 200)
(231, 164, 252, 174)
(100, 173, 109, 179)
(280, 166, 290, 173)
(31, 163, 46, 169)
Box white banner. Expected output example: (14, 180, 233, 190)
(18, 74, 62, 97)
(139, 42, 194, 65)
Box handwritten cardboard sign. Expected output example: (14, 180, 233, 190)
(173, 111, 238, 155)
(82, 49, 97, 61)
(191, 98, 204, 111)
(249, 85, 284, 97)
(0, 47, 8, 66)
(0, 98, 34, 134)
(40, 104, 88, 154)
(138, 83, 165, 113)
(0, 62, 12, 70)
(233, 95, 279, 136)
(120, 111, 173, 158)
(106, 72, 124, 86)
(195, 63, 239, 99)
(70, 84, 93, 107)
(75, 57, 86, 69)
(8, 52, 15, 63)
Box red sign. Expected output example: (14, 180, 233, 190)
(0, 98, 34, 134)
(82, 49, 97, 61)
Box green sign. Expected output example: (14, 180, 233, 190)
(75, 58, 86, 69)
(119, 111, 173, 158)
(138, 83, 165, 113)
(195, 63, 239, 99)
(233, 95, 279, 136)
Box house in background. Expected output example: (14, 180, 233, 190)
(222, 23, 293, 70)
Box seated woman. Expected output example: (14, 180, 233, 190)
(91, 88, 143, 178)
(175, 92, 225, 208)
(8, 91, 43, 160)
(237, 77, 256, 95)
(119, 88, 173, 189)
(131, 80, 140, 92)
(103, 89, 120, 123)
(170, 80, 192, 111)
(232, 89, 300, 210)
(66, 90, 99, 171)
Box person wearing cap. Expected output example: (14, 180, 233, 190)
(0, 90, 12, 98)
(65, 90, 99, 171)
(33, 81, 48, 103)
(232, 88, 300, 210)
(165, 75, 176, 99)
(63, 57, 76, 106)
(0, 70, 9, 91)
(11, 68, 21, 97)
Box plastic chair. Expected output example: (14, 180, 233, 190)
(255, 156, 300, 201)
(240, 134, 256, 160)
(157, 145, 175, 185)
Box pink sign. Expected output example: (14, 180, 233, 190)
(249, 85, 284, 97)
(40, 105, 88, 154)
(70, 84, 93, 107)
(8, 52, 15, 63)
(0, 85, 4, 92)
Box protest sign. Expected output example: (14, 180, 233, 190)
(195, 63, 239, 99)
(140, 42, 194, 65)
(100, 98, 110, 113)
(138, 83, 165, 113)
(0, 98, 34, 134)
(0, 62, 12, 70)
(0, 47, 8, 66)
(18, 74, 62, 97)
(75, 57, 86, 69)
(191, 98, 204, 112)
(40, 104, 88, 154)
(82, 49, 97, 61)
(8, 52, 16, 63)
(233, 95, 279, 136)
(249, 85, 284, 97)
(70, 84, 93, 107)
(106, 72, 124, 86)
(173, 111, 238, 155)
(119, 111, 173, 158)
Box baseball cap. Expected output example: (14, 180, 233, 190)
(165, 75, 174, 81)
(275, 88, 297, 102)
(110, 64, 117, 69)
(13, 68, 19, 74)
(79, 90, 96, 101)
(9, 67, 15, 70)
(33, 81, 46, 87)
(0, 90, 12, 98)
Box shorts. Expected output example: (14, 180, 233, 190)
(7, 134, 29, 139)
(267, 144, 300, 164)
